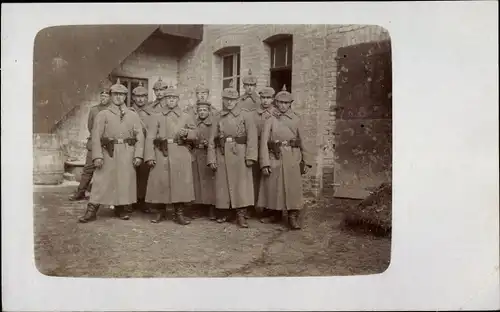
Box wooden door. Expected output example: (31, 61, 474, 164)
(333, 40, 392, 199)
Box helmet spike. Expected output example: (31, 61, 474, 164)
(242, 68, 257, 85)
(116, 78, 121, 85)
(282, 84, 287, 91)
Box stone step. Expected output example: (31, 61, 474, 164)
(63, 172, 76, 181)
(64, 160, 85, 182)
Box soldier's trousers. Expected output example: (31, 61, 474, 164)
(251, 163, 262, 215)
(77, 150, 95, 193)
(135, 163, 150, 200)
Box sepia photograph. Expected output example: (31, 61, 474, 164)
(32, 24, 393, 278)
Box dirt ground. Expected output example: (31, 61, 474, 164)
(33, 185, 391, 277)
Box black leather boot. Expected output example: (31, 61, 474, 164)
(190, 203, 201, 219)
(78, 203, 100, 223)
(140, 199, 152, 213)
(174, 204, 191, 225)
(244, 207, 250, 219)
(151, 204, 166, 223)
(288, 210, 301, 230)
(216, 209, 228, 223)
(236, 208, 249, 228)
(124, 204, 134, 214)
(69, 190, 88, 201)
(208, 206, 216, 221)
(114, 205, 130, 220)
(132, 202, 140, 212)
(260, 209, 277, 223)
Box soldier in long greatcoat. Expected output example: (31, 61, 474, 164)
(249, 85, 277, 221)
(207, 84, 258, 228)
(258, 85, 314, 230)
(144, 85, 198, 226)
(150, 77, 168, 108)
(238, 69, 261, 111)
(145, 76, 169, 115)
(182, 84, 219, 219)
(237, 69, 262, 219)
(191, 100, 217, 220)
(78, 79, 145, 223)
(69, 80, 112, 201)
(130, 82, 153, 213)
(184, 84, 219, 118)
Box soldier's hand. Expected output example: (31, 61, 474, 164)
(301, 165, 311, 175)
(133, 158, 143, 167)
(147, 160, 156, 167)
(262, 167, 271, 176)
(209, 163, 217, 171)
(93, 159, 104, 169)
(178, 128, 188, 137)
(245, 160, 255, 167)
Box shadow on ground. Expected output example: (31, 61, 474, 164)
(33, 185, 391, 277)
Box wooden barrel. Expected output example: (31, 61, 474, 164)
(33, 133, 65, 185)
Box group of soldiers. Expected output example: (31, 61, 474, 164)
(70, 69, 313, 230)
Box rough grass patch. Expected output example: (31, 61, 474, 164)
(341, 182, 392, 237)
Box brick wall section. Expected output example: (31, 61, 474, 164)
(110, 35, 181, 102)
(54, 35, 180, 161)
(177, 27, 211, 109)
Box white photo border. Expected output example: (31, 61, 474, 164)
(1, 2, 499, 311)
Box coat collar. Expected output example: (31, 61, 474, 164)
(107, 104, 128, 116)
(162, 106, 182, 117)
(241, 91, 260, 103)
(197, 115, 213, 126)
(257, 106, 274, 115)
(152, 99, 167, 110)
(132, 104, 151, 115)
(221, 105, 242, 117)
(275, 109, 294, 119)
(151, 99, 161, 108)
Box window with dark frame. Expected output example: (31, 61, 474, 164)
(270, 39, 293, 70)
(269, 37, 293, 93)
(109, 76, 149, 107)
(222, 52, 241, 95)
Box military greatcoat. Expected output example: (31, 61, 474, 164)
(207, 106, 258, 209)
(238, 92, 261, 111)
(85, 103, 109, 151)
(131, 103, 155, 200)
(258, 109, 314, 211)
(251, 106, 276, 204)
(90, 105, 145, 206)
(144, 106, 197, 204)
(192, 114, 216, 205)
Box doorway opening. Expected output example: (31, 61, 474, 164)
(270, 68, 292, 94)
